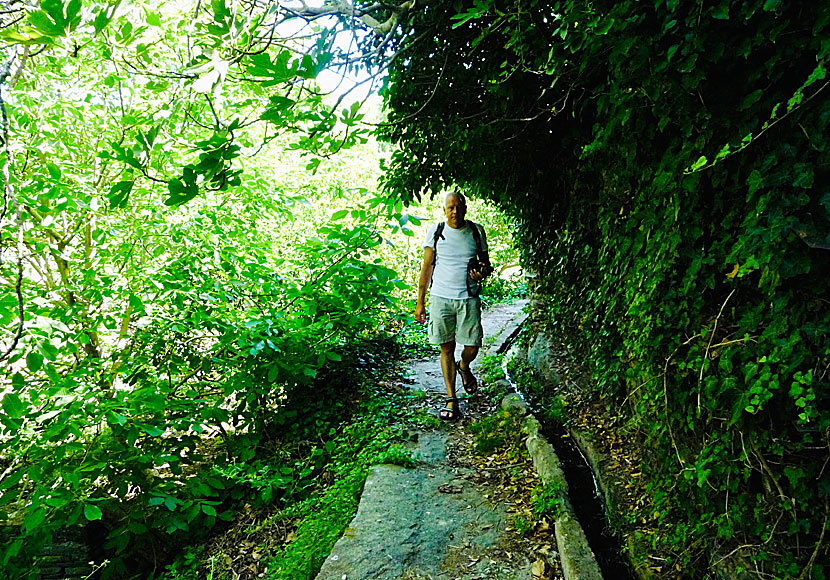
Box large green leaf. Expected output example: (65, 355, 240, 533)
(166, 169, 199, 206)
(22, 508, 47, 533)
(84, 503, 103, 521)
(109, 180, 134, 208)
(2, 393, 27, 420)
(0, 293, 20, 325)
(26, 352, 43, 372)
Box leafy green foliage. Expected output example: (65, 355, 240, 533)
(0, 176, 408, 576)
(262, 472, 366, 580)
(392, 320, 435, 358)
(479, 273, 526, 306)
(158, 356, 424, 580)
(375, 444, 417, 467)
(0, 0, 425, 574)
(506, 357, 541, 398)
(0, 0, 517, 577)
(477, 353, 506, 384)
(469, 410, 524, 455)
(0, 30, 402, 579)
(531, 483, 564, 520)
(379, 0, 830, 576)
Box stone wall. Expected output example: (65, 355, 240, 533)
(0, 525, 94, 580)
(39, 528, 93, 580)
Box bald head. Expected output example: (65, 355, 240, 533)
(443, 190, 467, 229)
(444, 190, 467, 209)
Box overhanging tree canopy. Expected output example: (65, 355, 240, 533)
(378, 1, 829, 577)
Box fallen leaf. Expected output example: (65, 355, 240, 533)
(438, 483, 463, 494)
(531, 556, 553, 580)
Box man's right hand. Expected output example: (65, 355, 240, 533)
(415, 302, 427, 324)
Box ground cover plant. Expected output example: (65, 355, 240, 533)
(156, 349, 425, 580)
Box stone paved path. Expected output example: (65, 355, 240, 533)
(315, 301, 536, 580)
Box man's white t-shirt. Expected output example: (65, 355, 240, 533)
(424, 221, 488, 300)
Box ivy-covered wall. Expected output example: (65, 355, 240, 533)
(380, 0, 829, 576)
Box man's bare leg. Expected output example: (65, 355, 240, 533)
(457, 345, 480, 393)
(459, 345, 479, 371)
(439, 341, 458, 415)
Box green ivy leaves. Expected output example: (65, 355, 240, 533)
(378, 0, 829, 576)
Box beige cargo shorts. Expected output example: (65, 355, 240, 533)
(427, 296, 483, 346)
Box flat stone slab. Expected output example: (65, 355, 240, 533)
(315, 461, 523, 580)
(484, 300, 528, 358)
(480, 300, 528, 349)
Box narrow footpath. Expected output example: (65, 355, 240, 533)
(314, 300, 599, 580)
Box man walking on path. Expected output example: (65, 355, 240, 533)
(414, 191, 492, 420)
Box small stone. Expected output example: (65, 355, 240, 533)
(495, 379, 513, 390)
(501, 393, 527, 414)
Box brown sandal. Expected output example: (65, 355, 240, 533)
(439, 397, 462, 421)
(457, 362, 479, 394)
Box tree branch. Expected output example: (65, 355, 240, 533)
(0, 56, 24, 364)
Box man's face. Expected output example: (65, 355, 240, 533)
(444, 195, 466, 228)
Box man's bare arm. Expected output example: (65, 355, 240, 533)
(414, 246, 434, 324)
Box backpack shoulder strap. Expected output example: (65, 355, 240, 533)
(433, 222, 445, 246)
(467, 221, 492, 268)
(431, 222, 445, 268)
(467, 221, 483, 253)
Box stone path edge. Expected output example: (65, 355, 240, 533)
(501, 393, 604, 580)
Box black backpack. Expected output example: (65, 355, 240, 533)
(432, 221, 493, 297)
